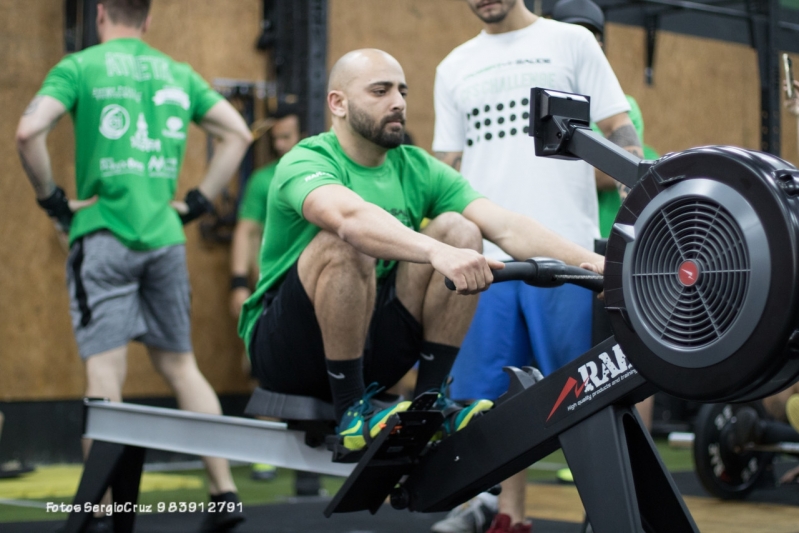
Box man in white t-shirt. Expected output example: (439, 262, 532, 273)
(431, 1, 642, 532)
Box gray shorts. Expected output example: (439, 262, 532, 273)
(66, 231, 192, 359)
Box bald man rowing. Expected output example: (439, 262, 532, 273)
(238, 49, 604, 453)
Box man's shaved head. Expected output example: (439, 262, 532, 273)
(327, 49, 408, 150)
(328, 49, 403, 92)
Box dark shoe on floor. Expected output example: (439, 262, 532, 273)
(200, 492, 246, 532)
(0, 460, 35, 479)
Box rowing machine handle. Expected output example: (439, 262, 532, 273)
(444, 258, 603, 292)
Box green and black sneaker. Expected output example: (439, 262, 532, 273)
(336, 383, 411, 452)
(431, 380, 493, 440)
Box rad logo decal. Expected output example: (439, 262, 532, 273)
(99, 104, 130, 139)
(153, 87, 190, 110)
(130, 114, 162, 153)
(162, 116, 186, 139)
(546, 344, 637, 423)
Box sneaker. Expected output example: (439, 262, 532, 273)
(200, 492, 245, 532)
(430, 492, 498, 533)
(486, 513, 532, 533)
(787, 394, 799, 432)
(250, 463, 277, 481)
(432, 383, 493, 440)
(337, 383, 411, 451)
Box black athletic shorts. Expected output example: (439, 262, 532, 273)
(249, 262, 422, 402)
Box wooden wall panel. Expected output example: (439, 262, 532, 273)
(0, 1, 264, 401)
(0, 1, 84, 401)
(605, 23, 762, 157)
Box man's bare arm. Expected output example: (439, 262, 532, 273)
(230, 218, 263, 278)
(435, 151, 463, 172)
(596, 112, 643, 199)
(463, 198, 604, 273)
(196, 100, 253, 200)
(229, 218, 263, 317)
(16, 96, 67, 199)
(303, 184, 503, 293)
(595, 170, 617, 191)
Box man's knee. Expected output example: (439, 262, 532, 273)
(304, 231, 376, 279)
(424, 212, 483, 252)
(150, 350, 198, 382)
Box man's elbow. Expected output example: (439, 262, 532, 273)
(15, 123, 34, 150)
(237, 127, 254, 147)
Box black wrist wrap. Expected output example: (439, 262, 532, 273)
(37, 186, 73, 232)
(180, 188, 214, 224)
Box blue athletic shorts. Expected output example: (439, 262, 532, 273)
(449, 281, 593, 401)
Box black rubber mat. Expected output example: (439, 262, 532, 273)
(4, 498, 583, 533)
(7, 461, 799, 532)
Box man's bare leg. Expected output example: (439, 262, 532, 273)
(148, 348, 236, 495)
(83, 346, 128, 457)
(82, 346, 128, 509)
(298, 231, 376, 363)
(297, 230, 376, 420)
(396, 213, 482, 344)
(636, 396, 654, 431)
(395, 213, 482, 395)
(499, 471, 528, 526)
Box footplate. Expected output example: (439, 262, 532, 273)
(324, 392, 444, 516)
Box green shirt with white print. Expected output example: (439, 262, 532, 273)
(37, 37, 223, 250)
(237, 130, 483, 352)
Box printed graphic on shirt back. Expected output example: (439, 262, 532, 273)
(105, 52, 174, 83)
(130, 114, 162, 153)
(99, 104, 130, 140)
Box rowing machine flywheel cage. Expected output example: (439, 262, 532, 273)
(605, 146, 799, 402)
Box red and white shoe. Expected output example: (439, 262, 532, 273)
(486, 513, 532, 533)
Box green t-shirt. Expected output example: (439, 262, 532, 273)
(37, 38, 223, 250)
(237, 131, 483, 350)
(592, 95, 656, 238)
(238, 161, 278, 224)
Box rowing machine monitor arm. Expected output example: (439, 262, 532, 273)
(530, 87, 644, 189)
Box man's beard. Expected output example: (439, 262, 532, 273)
(471, 0, 516, 24)
(349, 103, 405, 149)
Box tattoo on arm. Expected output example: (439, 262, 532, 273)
(608, 124, 644, 200)
(23, 96, 43, 116)
(450, 155, 462, 170)
(607, 124, 642, 152)
(608, 124, 642, 199)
